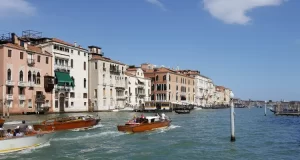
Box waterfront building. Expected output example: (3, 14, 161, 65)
(26, 30, 89, 112)
(0, 33, 54, 115)
(141, 64, 195, 105)
(125, 66, 151, 109)
(88, 46, 127, 111)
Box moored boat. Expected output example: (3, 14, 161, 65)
(175, 109, 190, 114)
(33, 115, 101, 131)
(117, 114, 171, 133)
(0, 131, 54, 154)
(0, 119, 5, 128)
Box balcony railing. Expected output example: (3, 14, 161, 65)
(54, 64, 71, 71)
(116, 96, 126, 100)
(27, 58, 35, 66)
(19, 95, 25, 100)
(28, 81, 35, 87)
(55, 86, 71, 91)
(6, 80, 14, 86)
(18, 81, 27, 87)
(6, 94, 13, 100)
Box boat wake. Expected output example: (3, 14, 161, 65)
(3, 121, 22, 125)
(157, 125, 181, 133)
(79, 148, 96, 153)
(52, 131, 124, 142)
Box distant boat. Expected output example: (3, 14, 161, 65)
(175, 109, 190, 114)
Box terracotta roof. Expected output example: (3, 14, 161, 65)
(2, 43, 25, 51)
(51, 38, 88, 51)
(2, 43, 52, 56)
(90, 55, 126, 65)
(125, 71, 135, 77)
(27, 45, 42, 53)
(127, 68, 138, 71)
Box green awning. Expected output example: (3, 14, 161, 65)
(55, 71, 74, 87)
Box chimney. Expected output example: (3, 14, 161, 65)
(74, 42, 77, 47)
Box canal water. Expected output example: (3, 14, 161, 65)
(1, 108, 300, 160)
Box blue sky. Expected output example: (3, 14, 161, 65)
(0, 0, 299, 101)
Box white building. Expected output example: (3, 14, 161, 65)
(88, 46, 127, 111)
(36, 38, 89, 112)
(195, 75, 214, 107)
(125, 67, 151, 109)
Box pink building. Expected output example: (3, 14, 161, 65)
(0, 33, 54, 116)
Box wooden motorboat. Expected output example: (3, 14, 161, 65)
(117, 115, 171, 133)
(33, 115, 101, 131)
(0, 131, 54, 153)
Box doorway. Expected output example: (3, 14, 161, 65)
(59, 93, 65, 112)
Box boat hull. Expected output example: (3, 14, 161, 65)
(0, 131, 54, 154)
(175, 110, 190, 114)
(33, 118, 100, 131)
(0, 119, 4, 127)
(117, 120, 171, 133)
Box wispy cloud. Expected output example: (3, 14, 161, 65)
(203, 0, 287, 25)
(146, 0, 167, 11)
(0, 0, 36, 18)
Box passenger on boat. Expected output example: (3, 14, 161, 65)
(6, 129, 13, 137)
(161, 113, 166, 120)
(19, 120, 28, 133)
(26, 125, 36, 134)
(0, 128, 5, 138)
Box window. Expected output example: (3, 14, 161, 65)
(37, 72, 41, 84)
(84, 62, 86, 70)
(7, 69, 11, 80)
(163, 75, 166, 81)
(8, 49, 11, 57)
(103, 88, 106, 97)
(70, 92, 75, 98)
(84, 102, 87, 106)
(169, 84, 171, 90)
(176, 77, 178, 83)
(94, 89, 97, 98)
(19, 71, 23, 81)
(110, 89, 112, 97)
(84, 52, 86, 56)
(71, 50, 73, 53)
(28, 71, 31, 82)
(20, 52, 23, 59)
(37, 55, 40, 62)
(71, 102, 74, 106)
(78, 51, 80, 55)
(20, 41, 24, 47)
(95, 62, 97, 69)
(84, 78, 86, 88)
(46, 57, 49, 64)
(71, 59, 73, 68)
(55, 100, 58, 108)
(156, 75, 159, 81)
(83, 93, 87, 98)
(19, 87, 25, 95)
(103, 63, 106, 71)
(65, 101, 69, 108)
(28, 99, 32, 108)
(33, 72, 37, 84)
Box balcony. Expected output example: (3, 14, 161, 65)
(54, 64, 71, 72)
(110, 69, 121, 75)
(103, 82, 107, 86)
(138, 92, 146, 97)
(5, 80, 14, 86)
(55, 86, 71, 92)
(27, 58, 35, 66)
(6, 94, 13, 100)
(116, 96, 126, 100)
(19, 95, 25, 100)
(110, 83, 114, 87)
(28, 81, 35, 87)
(18, 81, 27, 87)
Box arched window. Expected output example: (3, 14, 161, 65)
(7, 69, 11, 81)
(19, 71, 23, 81)
(37, 72, 41, 84)
(28, 71, 31, 82)
(84, 78, 86, 88)
(33, 72, 36, 84)
(156, 75, 159, 81)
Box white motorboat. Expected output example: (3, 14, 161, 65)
(0, 131, 54, 154)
